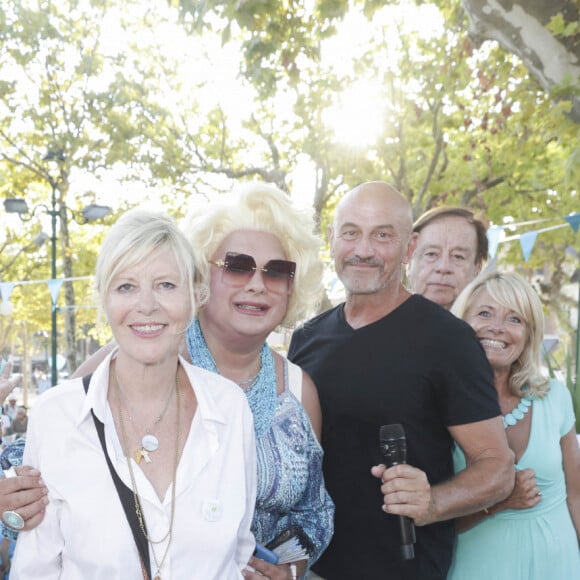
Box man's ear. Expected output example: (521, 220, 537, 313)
(328, 224, 335, 256)
(402, 232, 419, 265)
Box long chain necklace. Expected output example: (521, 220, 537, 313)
(115, 371, 181, 580)
(233, 356, 261, 388)
(502, 396, 532, 428)
(116, 373, 176, 463)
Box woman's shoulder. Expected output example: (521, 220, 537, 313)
(26, 378, 86, 431)
(542, 378, 573, 403)
(33, 377, 84, 408)
(271, 352, 307, 406)
(534, 378, 575, 420)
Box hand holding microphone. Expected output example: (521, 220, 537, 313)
(379, 423, 416, 560)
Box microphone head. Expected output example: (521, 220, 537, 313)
(380, 423, 407, 466)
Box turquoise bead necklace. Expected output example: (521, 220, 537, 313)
(502, 396, 532, 428)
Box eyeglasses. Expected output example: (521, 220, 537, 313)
(210, 252, 296, 292)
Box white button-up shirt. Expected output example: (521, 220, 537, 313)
(11, 354, 257, 579)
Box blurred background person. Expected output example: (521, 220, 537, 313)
(2, 398, 18, 423)
(5, 407, 28, 439)
(407, 207, 488, 310)
(450, 271, 580, 579)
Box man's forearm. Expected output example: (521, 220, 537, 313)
(428, 455, 514, 524)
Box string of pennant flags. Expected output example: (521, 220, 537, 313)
(487, 212, 580, 261)
(0, 276, 92, 316)
(0, 212, 579, 315)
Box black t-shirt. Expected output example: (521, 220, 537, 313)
(288, 294, 500, 579)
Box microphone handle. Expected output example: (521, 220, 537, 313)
(398, 515, 416, 560)
(389, 459, 416, 561)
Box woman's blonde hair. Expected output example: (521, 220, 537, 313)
(452, 270, 549, 398)
(182, 182, 323, 328)
(95, 209, 197, 327)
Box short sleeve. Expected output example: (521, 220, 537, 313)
(550, 379, 577, 437)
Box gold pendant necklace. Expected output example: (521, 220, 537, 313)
(115, 368, 181, 580)
(116, 371, 176, 463)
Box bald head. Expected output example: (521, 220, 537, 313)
(330, 182, 414, 297)
(335, 182, 413, 236)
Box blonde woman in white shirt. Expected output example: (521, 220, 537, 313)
(10, 209, 257, 580)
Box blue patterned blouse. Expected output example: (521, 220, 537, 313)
(186, 319, 334, 566)
(252, 365, 334, 564)
(0, 437, 26, 540)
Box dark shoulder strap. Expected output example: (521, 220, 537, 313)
(82, 374, 151, 580)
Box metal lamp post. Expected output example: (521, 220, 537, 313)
(49, 179, 58, 386)
(4, 193, 111, 386)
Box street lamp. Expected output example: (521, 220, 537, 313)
(3, 193, 111, 386)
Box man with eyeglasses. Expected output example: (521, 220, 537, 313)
(288, 182, 513, 580)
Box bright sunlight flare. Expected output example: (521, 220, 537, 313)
(323, 81, 386, 148)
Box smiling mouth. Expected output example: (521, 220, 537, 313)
(480, 338, 507, 349)
(235, 303, 267, 312)
(130, 324, 164, 333)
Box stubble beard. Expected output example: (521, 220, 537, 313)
(340, 264, 400, 296)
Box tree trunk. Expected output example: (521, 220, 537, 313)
(461, 0, 580, 123)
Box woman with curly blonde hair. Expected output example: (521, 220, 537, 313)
(449, 270, 580, 579)
(183, 182, 333, 580)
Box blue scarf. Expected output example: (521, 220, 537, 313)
(186, 319, 276, 438)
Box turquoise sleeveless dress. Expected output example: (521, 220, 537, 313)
(448, 380, 580, 579)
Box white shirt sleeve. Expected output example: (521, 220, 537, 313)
(236, 398, 258, 570)
(10, 405, 64, 579)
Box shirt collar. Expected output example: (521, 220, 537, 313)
(77, 349, 117, 427)
(77, 351, 229, 429)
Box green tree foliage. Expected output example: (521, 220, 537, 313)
(1, 0, 578, 381)
(176, 0, 579, 369)
(0, 0, 203, 370)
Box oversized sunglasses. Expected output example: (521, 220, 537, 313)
(210, 252, 296, 292)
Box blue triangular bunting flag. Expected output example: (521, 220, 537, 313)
(564, 213, 580, 233)
(520, 231, 538, 262)
(47, 279, 63, 305)
(487, 226, 503, 259)
(0, 282, 15, 303)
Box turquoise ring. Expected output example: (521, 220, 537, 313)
(2, 510, 24, 531)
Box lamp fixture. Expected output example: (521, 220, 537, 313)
(81, 204, 112, 222)
(4, 198, 30, 215)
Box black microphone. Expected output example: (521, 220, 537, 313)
(379, 423, 416, 560)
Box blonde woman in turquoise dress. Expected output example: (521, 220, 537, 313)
(449, 271, 580, 579)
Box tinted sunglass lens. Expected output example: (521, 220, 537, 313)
(263, 260, 296, 279)
(224, 253, 256, 274)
